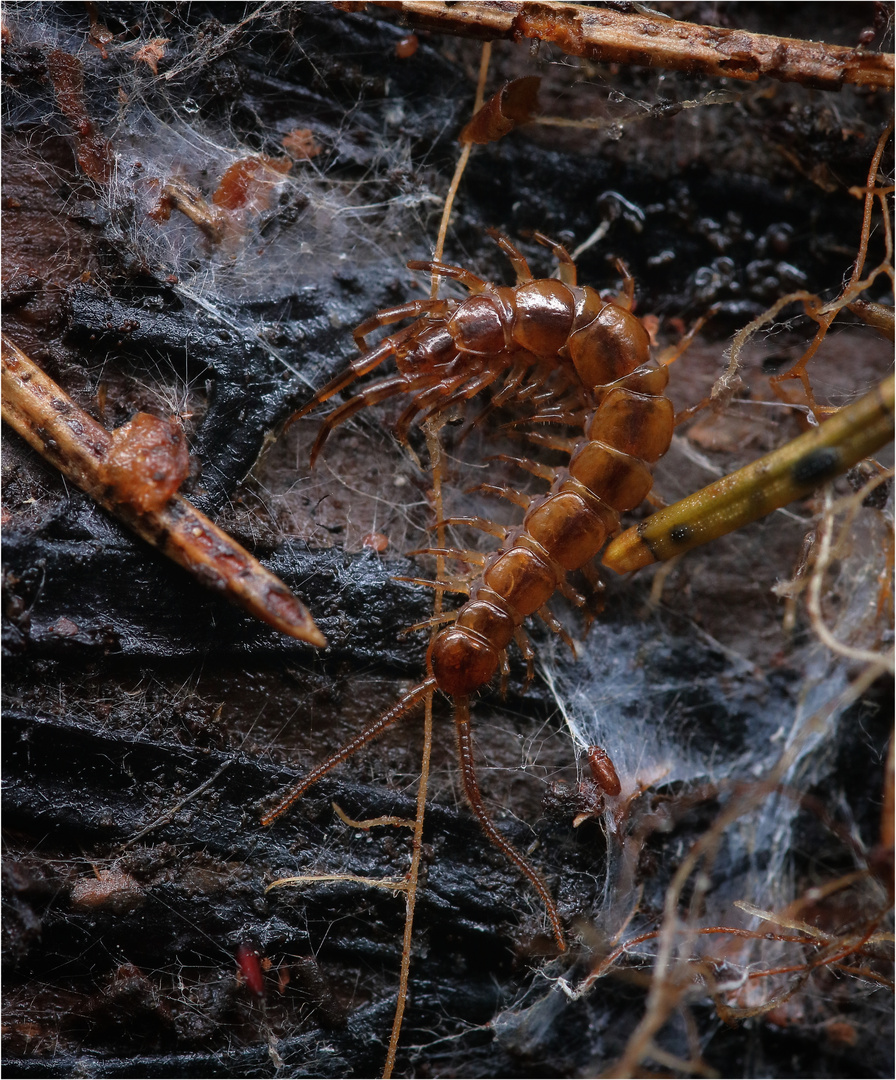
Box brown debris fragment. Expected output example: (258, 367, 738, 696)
(395, 33, 419, 59)
(154, 177, 225, 241)
(1, 334, 326, 646)
(211, 154, 292, 213)
(373, 1, 894, 89)
(99, 412, 191, 515)
(70, 870, 144, 913)
(132, 37, 170, 75)
(459, 76, 540, 144)
(46, 49, 114, 183)
(282, 128, 323, 160)
(84, 1, 114, 58)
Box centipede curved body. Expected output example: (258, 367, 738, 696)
(269, 234, 674, 949)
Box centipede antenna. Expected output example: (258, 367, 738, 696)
(261, 677, 438, 827)
(454, 697, 566, 952)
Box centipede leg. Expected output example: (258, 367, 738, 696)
(614, 258, 636, 311)
(432, 516, 508, 541)
(489, 452, 557, 483)
(353, 298, 453, 350)
(498, 648, 511, 696)
(400, 610, 458, 635)
(522, 430, 578, 455)
(406, 546, 487, 567)
(395, 373, 467, 443)
(406, 260, 488, 293)
(459, 360, 533, 439)
(469, 483, 532, 510)
(398, 365, 501, 441)
(656, 303, 720, 369)
(486, 229, 533, 284)
(291, 325, 419, 420)
(555, 577, 587, 610)
(533, 231, 577, 287)
(537, 605, 576, 654)
(416, 367, 504, 433)
(514, 626, 536, 687)
(309, 374, 411, 465)
(454, 697, 566, 951)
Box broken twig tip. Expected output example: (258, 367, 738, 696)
(1, 333, 326, 648)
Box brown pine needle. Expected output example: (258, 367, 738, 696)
(372, 1, 894, 89)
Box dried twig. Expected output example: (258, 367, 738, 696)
(1, 335, 326, 646)
(603, 373, 896, 572)
(352, 0, 895, 89)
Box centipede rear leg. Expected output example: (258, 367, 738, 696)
(453, 697, 565, 950)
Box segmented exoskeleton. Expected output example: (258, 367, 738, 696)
(265, 233, 674, 949)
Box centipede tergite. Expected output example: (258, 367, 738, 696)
(263, 232, 674, 950)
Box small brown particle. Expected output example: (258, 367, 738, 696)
(282, 128, 322, 160)
(70, 870, 144, 913)
(212, 155, 292, 214)
(132, 38, 171, 76)
(362, 532, 389, 553)
(395, 33, 419, 59)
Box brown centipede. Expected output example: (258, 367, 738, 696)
(264, 232, 674, 950)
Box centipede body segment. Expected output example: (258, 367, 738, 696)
(267, 233, 675, 948)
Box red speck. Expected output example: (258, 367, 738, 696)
(236, 943, 265, 996)
(395, 33, 418, 59)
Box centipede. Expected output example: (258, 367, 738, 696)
(262, 230, 674, 949)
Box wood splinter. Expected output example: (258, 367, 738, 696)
(1, 334, 326, 647)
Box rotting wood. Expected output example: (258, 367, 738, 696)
(342, 1, 895, 90)
(1, 335, 326, 646)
